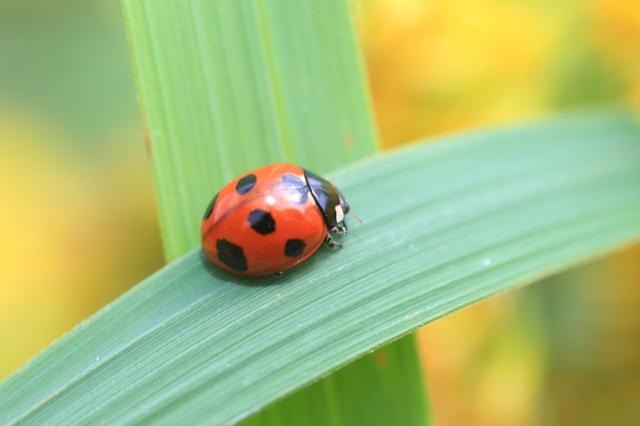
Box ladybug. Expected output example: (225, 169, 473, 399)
(201, 163, 350, 277)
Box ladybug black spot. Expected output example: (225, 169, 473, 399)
(216, 239, 248, 271)
(248, 209, 276, 235)
(203, 193, 219, 219)
(236, 174, 257, 195)
(284, 239, 306, 258)
(281, 173, 309, 204)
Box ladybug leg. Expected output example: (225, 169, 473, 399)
(272, 271, 284, 278)
(334, 222, 348, 236)
(325, 233, 342, 249)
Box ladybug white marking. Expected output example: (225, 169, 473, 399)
(335, 205, 344, 223)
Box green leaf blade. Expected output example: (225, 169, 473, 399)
(1, 113, 639, 425)
(124, 1, 419, 424)
(124, 0, 377, 259)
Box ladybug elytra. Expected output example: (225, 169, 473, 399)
(201, 163, 350, 277)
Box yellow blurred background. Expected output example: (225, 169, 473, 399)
(1, 0, 638, 424)
(356, 1, 640, 424)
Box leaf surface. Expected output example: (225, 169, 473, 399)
(1, 113, 639, 424)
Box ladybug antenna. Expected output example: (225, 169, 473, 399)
(349, 208, 365, 225)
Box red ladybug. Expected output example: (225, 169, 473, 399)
(201, 163, 350, 277)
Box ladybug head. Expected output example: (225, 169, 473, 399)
(338, 189, 350, 215)
(304, 169, 350, 228)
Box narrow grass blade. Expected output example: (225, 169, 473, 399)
(123, 0, 377, 259)
(122, 0, 426, 424)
